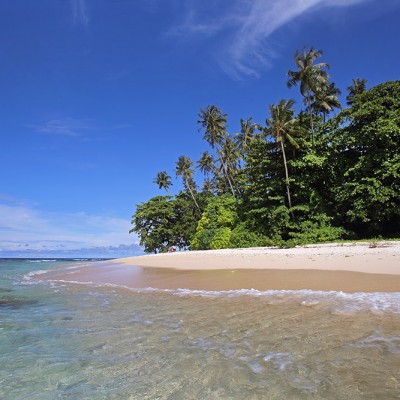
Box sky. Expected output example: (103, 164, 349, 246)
(1, 0, 399, 258)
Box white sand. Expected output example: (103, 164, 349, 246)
(113, 242, 400, 275)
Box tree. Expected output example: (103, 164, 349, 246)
(327, 80, 400, 236)
(198, 105, 236, 196)
(130, 196, 175, 253)
(310, 82, 341, 122)
(346, 78, 367, 106)
(234, 117, 258, 160)
(191, 194, 238, 250)
(287, 47, 330, 147)
(265, 99, 300, 219)
(130, 193, 203, 253)
(175, 155, 201, 213)
(220, 136, 241, 195)
(153, 171, 172, 193)
(197, 151, 215, 177)
(197, 151, 216, 193)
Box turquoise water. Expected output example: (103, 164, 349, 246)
(1, 258, 400, 399)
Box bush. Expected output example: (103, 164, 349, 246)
(190, 194, 238, 250)
(229, 224, 268, 248)
(288, 215, 347, 245)
(190, 229, 215, 250)
(210, 227, 232, 249)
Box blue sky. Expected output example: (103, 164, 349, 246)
(1, 0, 399, 257)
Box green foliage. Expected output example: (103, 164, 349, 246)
(190, 228, 215, 250)
(327, 81, 400, 236)
(229, 224, 269, 248)
(131, 192, 204, 253)
(130, 196, 175, 254)
(288, 214, 347, 245)
(191, 195, 238, 250)
(210, 227, 232, 249)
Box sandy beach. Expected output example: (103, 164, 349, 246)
(113, 242, 400, 274)
(40, 242, 400, 293)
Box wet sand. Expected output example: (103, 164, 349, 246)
(34, 242, 400, 293)
(41, 242, 400, 293)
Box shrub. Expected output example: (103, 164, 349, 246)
(288, 215, 347, 245)
(229, 224, 268, 248)
(190, 228, 215, 250)
(210, 227, 232, 249)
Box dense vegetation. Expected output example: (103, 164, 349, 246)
(131, 47, 400, 253)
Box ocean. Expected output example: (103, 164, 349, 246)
(1, 258, 399, 399)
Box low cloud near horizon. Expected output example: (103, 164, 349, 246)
(0, 195, 140, 257)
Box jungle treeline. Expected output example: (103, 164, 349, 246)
(130, 47, 400, 253)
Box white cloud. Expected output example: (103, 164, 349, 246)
(32, 118, 93, 137)
(171, 0, 374, 78)
(70, 0, 89, 27)
(0, 197, 139, 254)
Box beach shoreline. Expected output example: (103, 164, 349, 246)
(35, 242, 400, 293)
(112, 241, 400, 274)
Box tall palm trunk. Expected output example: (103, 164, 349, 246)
(307, 95, 315, 149)
(185, 177, 201, 213)
(280, 140, 295, 220)
(218, 152, 235, 196)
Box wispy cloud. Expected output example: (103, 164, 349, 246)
(31, 118, 94, 137)
(28, 118, 133, 142)
(70, 0, 89, 27)
(170, 0, 373, 78)
(0, 196, 139, 256)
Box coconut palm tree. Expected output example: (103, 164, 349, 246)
(310, 82, 342, 123)
(198, 105, 228, 148)
(198, 105, 236, 196)
(287, 47, 330, 148)
(175, 155, 201, 212)
(220, 136, 242, 195)
(153, 171, 172, 193)
(234, 117, 258, 160)
(266, 99, 300, 219)
(197, 151, 215, 177)
(346, 78, 367, 106)
(202, 178, 214, 194)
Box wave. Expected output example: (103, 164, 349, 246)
(24, 274, 400, 315)
(28, 259, 57, 263)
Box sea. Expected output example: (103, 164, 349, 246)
(1, 258, 400, 399)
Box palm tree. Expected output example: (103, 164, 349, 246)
(266, 99, 300, 219)
(153, 171, 172, 193)
(287, 47, 330, 147)
(175, 155, 201, 212)
(198, 105, 228, 148)
(197, 105, 235, 195)
(197, 151, 215, 178)
(346, 78, 367, 106)
(234, 117, 258, 159)
(310, 82, 342, 122)
(198, 105, 236, 196)
(202, 178, 214, 194)
(220, 136, 242, 195)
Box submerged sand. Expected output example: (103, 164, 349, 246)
(40, 242, 400, 293)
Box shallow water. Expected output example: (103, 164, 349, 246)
(1, 259, 400, 399)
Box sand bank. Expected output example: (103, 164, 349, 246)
(37, 242, 400, 293)
(113, 242, 400, 274)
